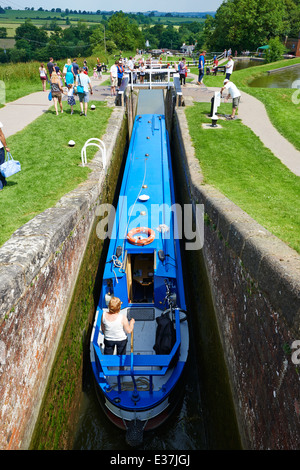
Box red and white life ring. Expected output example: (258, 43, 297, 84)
(127, 227, 155, 246)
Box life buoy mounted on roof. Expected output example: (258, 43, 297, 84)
(127, 227, 155, 246)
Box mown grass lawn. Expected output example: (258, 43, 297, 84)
(185, 102, 300, 253)
(0, 100, 112, 246)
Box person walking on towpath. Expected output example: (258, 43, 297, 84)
(127, 56, 135, 84)
(117, 60, 124, 88)
(220, 78, 241, 120)
(0, 123, 10, 191)
(50, 71, 66, 115)
(178, 57, 187, 86)
(110, 60, 118, 96)
(39, 63, 47, 91)
(197, 50, 206, 85)
(76, 68, 93, 116)
(225, 55, 234, 80)
(72, 58, 79, 77)
(47, 57, 55, 77)
(63, 59, 74, 87)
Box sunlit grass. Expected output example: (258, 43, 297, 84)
(0, 100, 112, 246)
(185, 103, 300, 253)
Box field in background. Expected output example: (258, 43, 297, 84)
(0, 9, 206, 39)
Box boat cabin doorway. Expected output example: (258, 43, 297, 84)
(126, 253, 154, 303)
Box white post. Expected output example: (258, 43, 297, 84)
(211, 91, 221, 120)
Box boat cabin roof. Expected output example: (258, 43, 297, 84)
(104, 114, 177, 280)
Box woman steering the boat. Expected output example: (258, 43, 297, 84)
(101, 297, 135, 355)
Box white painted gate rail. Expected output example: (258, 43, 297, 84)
(81, 138, 107, 171)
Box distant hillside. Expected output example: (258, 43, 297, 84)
(138, 11, 216, 17)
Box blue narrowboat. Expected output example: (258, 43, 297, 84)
(90, 111, 189, 445)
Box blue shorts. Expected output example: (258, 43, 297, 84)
(78, 91, 89, 103)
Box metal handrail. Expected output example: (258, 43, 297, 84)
(81, 138, 106, 171)
(126, 68, 177, 90)
(205, 51, 225, 66)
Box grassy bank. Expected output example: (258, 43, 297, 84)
(0, 100, 112, 247)
(190, 57, 300, 151)
(185, 102, 300, 253)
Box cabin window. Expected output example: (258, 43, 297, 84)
(126, 253, 154, 303)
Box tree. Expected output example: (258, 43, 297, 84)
(15, 20, 48, 59)
(107, 11, 144, 50)
(265, 37, 286, 62)
(206, 0, 287, 52)
(160, 25, 181, 49)
(283, 0, 300, 38)
(89, 24, 106, 53)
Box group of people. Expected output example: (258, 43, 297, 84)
(109, 55, 191, 92)
(40, 57, 93, 116)
(109, 55, 151, 95)
(39, 52, 241, 120)
(224, 48, 238, 58)
(196, 50, 240, 119)
(197, 50, 235, 84)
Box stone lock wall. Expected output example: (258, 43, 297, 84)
(0, 107, 126, 450)
(172, 108, 300, 450)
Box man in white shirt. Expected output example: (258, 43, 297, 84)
(220, 79, 241, 119)
(76, 68, 93, 116)
(225, 55, 234, 80)
(127, 56, 135, 84)
(110, 60, 118, 96)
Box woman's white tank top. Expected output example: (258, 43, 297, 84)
(102, 312, 127, 341)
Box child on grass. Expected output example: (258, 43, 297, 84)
(67, 83, 76, 115)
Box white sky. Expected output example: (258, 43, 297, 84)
(2, 0, 223, 13)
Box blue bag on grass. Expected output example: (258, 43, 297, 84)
(0, 152, 21, 178)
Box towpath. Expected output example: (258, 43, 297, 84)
(183, 75, 300, 177)
(0, 74, 111, 138)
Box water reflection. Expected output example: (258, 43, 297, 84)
(249, 65, 300, 88)
(233, 58, 264, 71)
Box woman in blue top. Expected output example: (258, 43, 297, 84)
(64, 59, 74, 86)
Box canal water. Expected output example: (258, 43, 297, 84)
(249, 65, 300, 88)
(233, 58, 264, 71)
(71, 90, 241, 451)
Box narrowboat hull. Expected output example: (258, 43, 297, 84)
(90, 111, 189, 444)
(92, 365, 186, 432)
